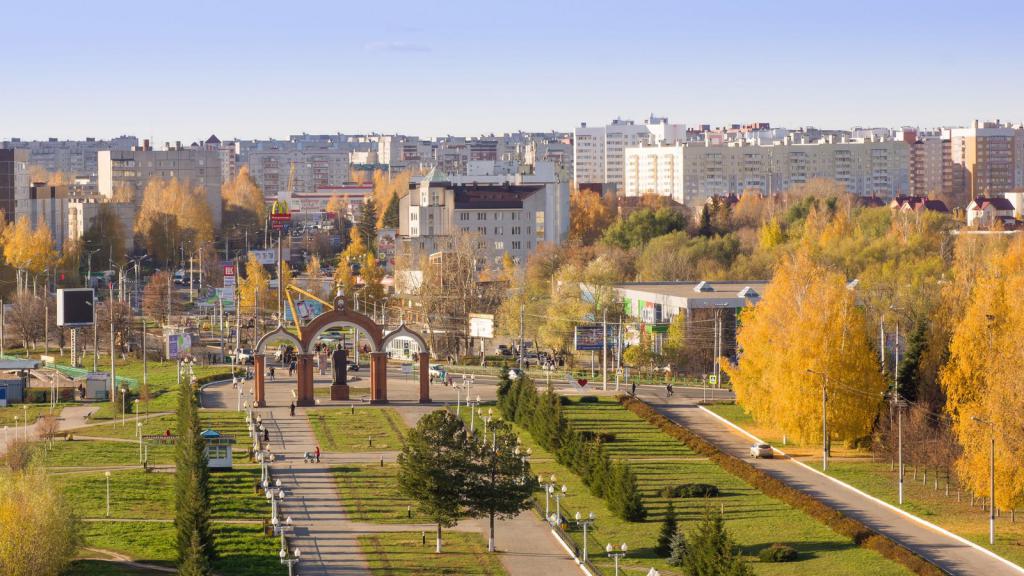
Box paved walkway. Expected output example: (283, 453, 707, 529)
(202, 372, 581, 576)
(1, 404, 99, 455)
(634, 388, 1023, 576)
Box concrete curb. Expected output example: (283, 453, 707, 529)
(546, 526, 596, 576)
(697, 405, 1024, 575)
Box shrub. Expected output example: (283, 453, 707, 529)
(658, 485, 680, 498)
(578, 395, 599, 403)
(579, 430, 617, 443)
(678, 483, 719, 498)
(759, 544, 799, 563)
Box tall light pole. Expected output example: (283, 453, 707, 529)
(605, 543, 627, 576)
(104, 471, 112, 517)
(548, 484, 567, 525)
(806, 369, 829, 471)
(279, 546, 300, 576)
(86, 249, 101, 288)
(574, 511, 596, 563)
(973, 415, 996, 545)
(539, 474, 556, 520)
(467, 395, 481, 434)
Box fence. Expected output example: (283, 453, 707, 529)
(2, 354, 140, 391)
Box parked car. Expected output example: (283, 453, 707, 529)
(497, 344, 512, 356)
(429, 364, 447, 381)
(507, 368, 523, 380)
(749, 443, 773, 459)
(347, 362, 360, 372)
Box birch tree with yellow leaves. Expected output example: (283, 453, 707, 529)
(941, 237, 1024, 511)
(724, 251, 886, 446)
(134, 177, 214, 265)
(2, 216, 56, 294)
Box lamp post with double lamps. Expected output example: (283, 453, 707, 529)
(605, 543, 628, 576)
(264, 479, 285, 532)
(574, 511, 596, 563)
(467, 395, 481, 433)
(973, 415, 997, 545)
(279, 546, 300, 576)
(539, 474, 557, 520)
(548, 483, 567, 525)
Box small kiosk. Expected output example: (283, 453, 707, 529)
(200, 429, 237, 470)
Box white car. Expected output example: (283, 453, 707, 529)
(749, 443, 773, 459)
(429, 364, 447, 380)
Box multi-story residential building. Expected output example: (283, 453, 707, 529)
(0, 149, 29, 223)
(16, 183, 75, 250)
(574, 116, 685, 190)
(246, 146, 349, 198)
(398, 168, 569, 269)
(907, 131, 952, 198)
(944, 120, 1024, 201)
(97, 141, 224, 226)
(67, 198, 136, 252)
(623, 136, 910, 205)
(1, 136, 137, 179)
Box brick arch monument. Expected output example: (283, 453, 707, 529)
(252, 295, 431, 407)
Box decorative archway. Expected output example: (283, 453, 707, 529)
(252, 326, 303, 407)
(253, 293, 432, 407)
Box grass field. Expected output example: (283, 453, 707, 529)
(358, 531, 508, 576)
(513, 397, 911, 576)
(315, 385, 371, 398)
(74, 521, 280, 576)
(704, 403, 868, 459)
(308, 407, 407, 452)
(56, 468, 265, 519)
(810, 459, 1024, 568)
(333, 463, 430, 524)
(76, 410, 251, 441)
(0, 403, 78, 427)
(37, 439, 176, 467)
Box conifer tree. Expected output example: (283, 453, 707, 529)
(683, 507, 751, 576)
(382, 190, 400, 229)
(667, 530, 688, 567)
(358, 198, 379, 255)
(174, 373, 214, 571)
(656, 501, 678, 556)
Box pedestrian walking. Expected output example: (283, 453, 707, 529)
(269, 366, 276, 380)
(314, 445, 321, 463)
(289, 401, 295, 417)
(263, 427, 270, 442)
(631, 381, 637, 397)
(666, 382, 674, 398)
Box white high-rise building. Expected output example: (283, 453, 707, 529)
(573, 116, 685, 190)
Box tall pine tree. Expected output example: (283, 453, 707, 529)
(382, 190, 400, 229)
(683, 507, 751, 576)
(656, 501, 678, 556)
(174, 371, 215, 572)
(358, 198, 379, 255)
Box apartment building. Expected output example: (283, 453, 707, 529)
(0, 149, 29, 223)
(574, 116, 685, 190)
(624, 137, 910, 205)
(97, 141, 224, 226)
(398, 168, 569, 268)
(908, 132, 952, 197)
(1, 136, 137, 179)
(944, 120, 1024, 201)
(246, 146, 349, 197)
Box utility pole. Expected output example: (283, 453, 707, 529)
(821, 378, 828, 471)
(880, 315, 885, 373)
(167, 272, 172, 325)
(143, 320, 147, 414)
(602, 308, 608, 391)
(110, 282, 116, 406)
(518, 303, 525, 370)
(277, 230, 284, 325)
(0, 298, 4, 356)
(897, 399, 904, 504)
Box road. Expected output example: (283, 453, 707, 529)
(633, 389, 1021, 576)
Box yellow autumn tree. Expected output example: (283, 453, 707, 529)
(360, 252, 385, 310)
(237, 253, 270, 312)
(724, 250, 886, 446)
(2, 217, 56, 293)
(222, 166, 266, 228)
(332, 260, 356, 308)
(569, 188, 613, 245)
(941, 236, 1024, 510)
(134, 177, 214, 264)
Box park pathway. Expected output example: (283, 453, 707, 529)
(202, 371, 581, 576)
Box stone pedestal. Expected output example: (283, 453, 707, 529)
(330, 384, 350, 401)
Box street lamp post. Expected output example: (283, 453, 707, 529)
(805, 369, 829, 471)
(264, 479, 285, 532)
(137, 421, 144, 464)
(548, 484, 567, 525)
(539, 474, 556, 520)
(973, 415, 996, 545)
(120, 387, 127, 428)
(21, 405, 28, 440)
(104, 471, 112, 517)
(279, 546, 300, 576)
(574, 511, 596, 563)
(468, 395, 481, 433)
(605, 543, 628, 576)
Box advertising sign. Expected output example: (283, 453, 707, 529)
(222, 263, 237, 288)
(468, 313, 495, 339)
(167, 333, 192, 360)
(57, 288, 95, 327)
(574, 325, 619, 351)
(270, 199, 292, 230)
(249, 250, 276, 265)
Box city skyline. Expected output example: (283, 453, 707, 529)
(3, 0, 1023, 141)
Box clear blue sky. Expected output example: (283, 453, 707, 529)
(3, 0, 1021, 141)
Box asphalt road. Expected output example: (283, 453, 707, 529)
(637, 391, 1022, 576)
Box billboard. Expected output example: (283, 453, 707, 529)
(249, 250, 276, 265)
(56, 288, 95, 327)
(468, 313, 494, 339)
(167, 333, 192, 360)
(574, 324, 619, 351)
(222, 263, 237, 288)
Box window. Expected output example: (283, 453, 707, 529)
(494, 241, 504, 250)
(477, 212, 487, 221)
(512, 241, 522, 250)
(512, 226, 521, 235)
(494, 226, 503, 235)
(478, 226, 486, 235)
(459, 212, 469, 221)
(535, 211, 545, 240)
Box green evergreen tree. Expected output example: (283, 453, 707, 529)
(656, 501, 678, 556)
(174, 371, 214, 571)
(698, 204, 714, 237)
(382, 191, 400, 229)
(465, 420, 538, 552)
(896, 322, 927, 403)
(611, 463, 647, 521)
(667, 529, 688, 567)
(397, 409, 472, 552)
(358, 198, 379, 255)
(531, 391, 564, 451)
(683, 507, 752, 576)
(178, 529, 212, 576)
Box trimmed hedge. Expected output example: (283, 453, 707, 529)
(759, 543, 799, 563)
(618, 396, 945, 576)
(498, 371, 646, 521)
(578, 395, 600, 403)
(678, 483, 719, 498)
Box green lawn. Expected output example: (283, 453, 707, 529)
(811, 459, 1024, 568)
(37, 439, 176, 467)
(308, 407, 407, 452)
(74, 521, 280, 576)
(333, 464, 430, 524)
(358, 531, 508, 576)
(512, 397, 911, 576)
(66, 559, 163, 576)
(0, 403, 78, 427)
(315, 385, 371, 398)
(76, 410, 250, 441)
(57, 468, 265, 520)
(704, 403, 868, 459)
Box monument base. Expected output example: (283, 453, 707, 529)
(330, 384, 350, 401)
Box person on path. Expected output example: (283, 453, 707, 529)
(631, 381, 637, 397)
(263, 427, 270, 442)
(269, 366, 276, 380)
(289, 401, 295, 417)
(666, 382, 674, 398)
(314, 445, 321, 463)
